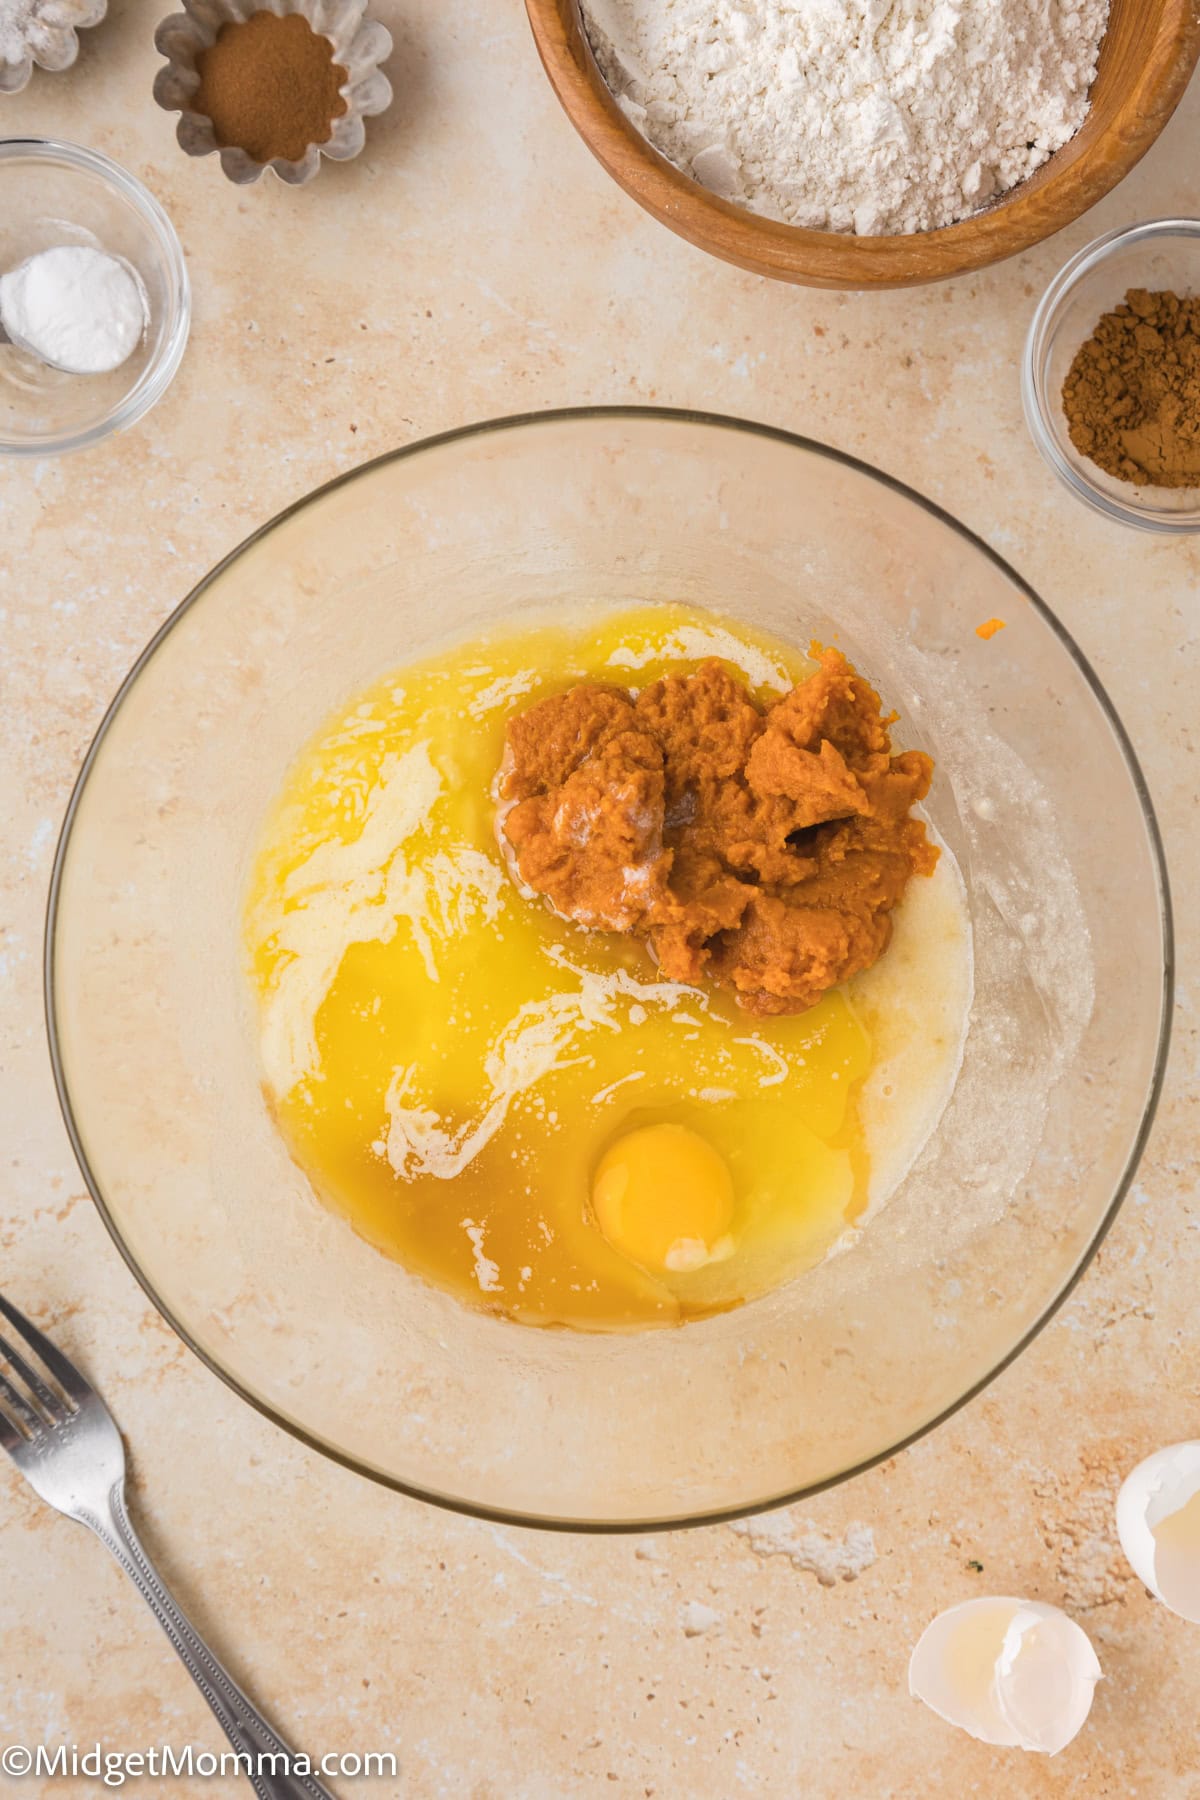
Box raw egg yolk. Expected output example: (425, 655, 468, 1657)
(592, 1123, 735, 1274)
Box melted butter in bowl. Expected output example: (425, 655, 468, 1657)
(244, 604, 972, 1331)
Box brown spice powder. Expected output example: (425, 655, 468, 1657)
(1062, 288, 1200, 490)
(193, 11, 348, 165)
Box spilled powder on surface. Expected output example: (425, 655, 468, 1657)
(729, 1511, 877, 1585)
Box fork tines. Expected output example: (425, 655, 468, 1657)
(0, 1293, 82, 1441)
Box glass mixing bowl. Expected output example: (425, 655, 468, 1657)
(47, 411, 1172, 1529)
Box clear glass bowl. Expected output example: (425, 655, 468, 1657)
(1023, 219, 1200, 532)
(0, 139, 190, 456)
(46, 411, 1172, 1529)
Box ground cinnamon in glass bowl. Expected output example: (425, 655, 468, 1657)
(1062, 289, 1200, 489)
(1023, 219, 1200, 533)
(193, 11, 347, 165)
(154, 0, 393, 187)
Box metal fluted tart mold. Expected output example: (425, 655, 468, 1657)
(152, 0, 392, 187)
(0, 0, 107, 96)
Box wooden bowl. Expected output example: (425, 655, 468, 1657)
(525, 0, 1200, 290)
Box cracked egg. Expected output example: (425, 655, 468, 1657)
(909, 1596, 1101, 1755)
(1116, 1441, 1200, 1624)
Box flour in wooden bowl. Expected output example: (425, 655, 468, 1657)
(582, 0, 1110, 236)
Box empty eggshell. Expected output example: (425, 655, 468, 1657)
(1116, 1441, 1200, 1624)
(909, 1597, 1101, 1755)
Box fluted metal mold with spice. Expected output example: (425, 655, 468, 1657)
(153, 0, 392, 186)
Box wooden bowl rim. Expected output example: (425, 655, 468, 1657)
(526, 0, 1200, 288)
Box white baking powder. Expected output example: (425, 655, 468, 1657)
(0, 245, 148, 375)
(582, 0, 1110, 236)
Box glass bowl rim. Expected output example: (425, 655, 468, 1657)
(0, 135, 191, 458)
(1021, 217, 1200, 534)
(43, 406, 1176, 1531)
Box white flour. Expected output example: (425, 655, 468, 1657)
(582, 0, 1109, 235)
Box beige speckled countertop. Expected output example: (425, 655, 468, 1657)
(2, 7, 1199, 1797)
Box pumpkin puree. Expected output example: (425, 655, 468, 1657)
(499, 647, 937, 1016)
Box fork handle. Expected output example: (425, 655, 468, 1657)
(78, 1482, 338, 1800)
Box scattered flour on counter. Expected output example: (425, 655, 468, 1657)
(581, 0, 1110, 235)
(730, 1512, 877, 1585)
(680, 1600, 724, 1637)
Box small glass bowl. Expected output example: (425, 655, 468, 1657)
(1023, 219, 1200, 534)
(0, 139, 190, 457)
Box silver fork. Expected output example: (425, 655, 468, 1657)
(0, 1293, 338, 1800)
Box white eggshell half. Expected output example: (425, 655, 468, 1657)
(909, 1597, 1101, 1755)
(1116, 1441, 1200, 1624)
(993, 1605, 1103, 1754)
